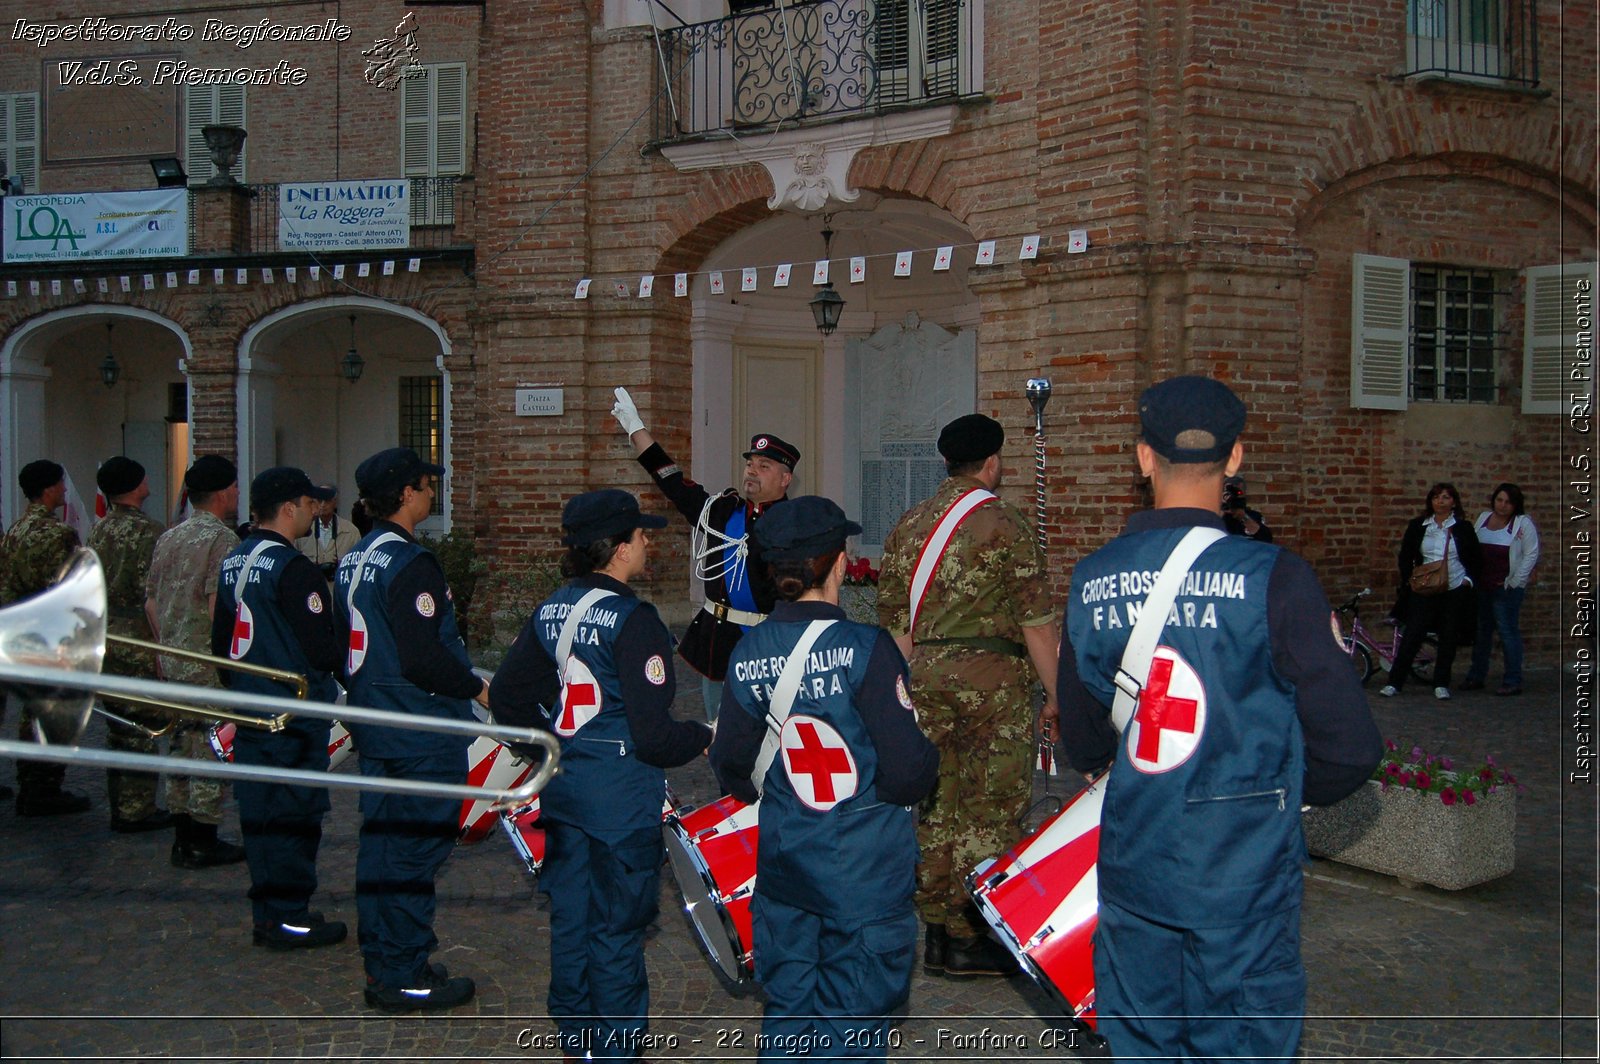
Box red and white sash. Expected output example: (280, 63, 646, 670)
(907, 487, 996, 639)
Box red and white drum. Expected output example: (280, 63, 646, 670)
(458, 733, 535, 843)
(663, 795, 759, 982)
(967, 776, 1106, 1024)
(207, 719, 354, 767)
(504, 784, 678, 877)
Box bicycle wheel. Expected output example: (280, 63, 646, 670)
(1342, 638, 1374, 684)
(1410, 633, 1439, 684)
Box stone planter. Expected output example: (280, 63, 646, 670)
(1302, 780, 1516, 890)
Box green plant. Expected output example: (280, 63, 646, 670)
(423, 529, 561, 656)
(1374, 739, 1520, 806)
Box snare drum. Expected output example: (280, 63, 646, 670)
(504, 785, 678, 877)
(207, 719, 353, 767)
(967, 777, 1106, 1024)
(663, 795, 760, 982)
(458, 733, 535, 844)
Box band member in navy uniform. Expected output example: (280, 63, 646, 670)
(491, 489, 712, 1061)
(611, 386, 795, 720)
(711, 497, 939, 1062)
(1057, 376, 1382, 1062)
(334, 447, 486, 1012)
(210, 467, 345, 950)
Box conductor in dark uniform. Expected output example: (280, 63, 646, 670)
(210, 467, 345, 951)
(1057, 375, 1382, 1062)
(611, 386, 796, 720)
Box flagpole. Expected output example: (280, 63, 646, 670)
(1025, 378, 1051, 554)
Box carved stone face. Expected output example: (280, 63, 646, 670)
(794, 143, 825, 176)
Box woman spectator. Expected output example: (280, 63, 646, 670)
(1461, 483, 1539, 696)
(1380, 482, 1481, 701)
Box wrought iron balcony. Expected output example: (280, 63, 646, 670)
(1406, 0, 1538, 87)
(246, 176, 473, 253)
(650, 0, 981, 144)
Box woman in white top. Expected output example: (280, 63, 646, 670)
(1461, 483, 1539, 696)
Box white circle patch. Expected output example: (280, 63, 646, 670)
(1126, 645, 1207, 774)
(755, 438, 768, 449)
(415, 592, 436, 617)
(644, 655, 668, 686)
(347, 607, 370, 675)
(895, 674, 915, 712)
(555, 655, 603, 737)
(779, 715, 859, 811)
(307, 592, 324, 615)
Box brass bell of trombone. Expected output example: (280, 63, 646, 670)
(0, 548, 105, 746)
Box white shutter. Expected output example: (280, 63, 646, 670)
(3, 93, 38, 193)
(401, 71, 433, 178)
(185, 86, 247, 184)
(432, 64, 466, 175)
(1351, 253, 1411, 410)
(1523, 261, 1598, 415)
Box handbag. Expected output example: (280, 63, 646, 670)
(1408, 532, 1451, 596)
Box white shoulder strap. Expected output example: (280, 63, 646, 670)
(751, 618, 837, 797)
(343, 532, 405, 614)
(556, 587, 618, 668)
(907, 488, 996, 639)
(1110, 527, 1226, 732)
(234, 539, 283, 606)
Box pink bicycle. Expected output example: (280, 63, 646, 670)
(1336, 588, 1437, 685)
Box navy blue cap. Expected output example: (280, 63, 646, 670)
(1138, 375, 1247, 463)
(742, 433, 801, 470)
(251, 466, 335, 516)
(562, 488, 667, 546)
(937, 414, 1004, 463)
(752, 496, 862, 561)
(184, 454, 236, 493)
(356, 447, 446, 498)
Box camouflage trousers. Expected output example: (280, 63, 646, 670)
(165, 719, 227, 824)
(910, 648, 1035, 937)
(103, 700, 168, 821)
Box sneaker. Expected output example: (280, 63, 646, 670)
(1378, 685, 1399, 697)
(171, 837, 247, 869)
(254, 914, 348, 951)
(16, 789, 92, 817)
(1434, 686, 1452, 700)
(364, 964, 476, 1013)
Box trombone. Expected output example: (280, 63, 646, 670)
(101, 634, 306, 735)
(0, 549, 560, 806)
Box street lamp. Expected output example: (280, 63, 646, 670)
(340, 314, 365, 383)
(808, 223, 845, 336)
(99, 322, 121, 388)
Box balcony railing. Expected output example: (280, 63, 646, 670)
(651, 0, 980, 143)
(246, 176, 473, 254)
(1406, 0, 1538, 87)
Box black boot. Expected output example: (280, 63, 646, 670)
(943, 931, 1017, 977)
(924, 923, 948, 972)
(171, 816, 246, 868)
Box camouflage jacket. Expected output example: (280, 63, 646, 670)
(877, 475, 1055, 645)
(146, 510, 238, 685)
(0, 502, 80, 606)
(88, 503, 164, 677)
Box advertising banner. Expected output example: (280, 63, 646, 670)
(279, 180, 409, 251)
(3, 190, 189, 263)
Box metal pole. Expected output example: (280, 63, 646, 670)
(1025, 378, 1052, 552)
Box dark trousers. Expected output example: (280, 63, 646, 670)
(1093, 898, 1304, 1063)
(354, 750, 464, 987)
(1390, 583, 1473, 689)
(234, 721, 333, 926)
(751, 895, 917, 1062)
(541, 821, 661, 1061)
(1468, 586, 1526, 687)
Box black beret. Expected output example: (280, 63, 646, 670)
(1138, 375, 1247, 463)
(18, 459, 64, 499)
(937, 414, 1005, 464)
(96, 456, 145, 497)
(355, 447, 446, 500)
(742, 433, 801, 471)
(185, 455, 237, 493)
(561, 488, 667, 547)
(753, 496, 862, 562)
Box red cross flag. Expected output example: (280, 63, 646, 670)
(780, 715, 859, 811)
(229, 601, 254, 660)
(556, 656, 603, 736)
(347, 608, 370, 675)
(1127, 646, 1206, 774)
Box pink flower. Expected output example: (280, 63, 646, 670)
(1398, 771, 1412, 786)
(1385, 763, 1400, 777)
(1463, 790, 1476, 806)
(1415, 771, 1431, 789)
(1411, 745, 1425, 761)
(1385, 739, 1398, 751)
(1440, 788, 1456, 806)
(1440, 756, 1455, 770)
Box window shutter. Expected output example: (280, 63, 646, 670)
(401, 72, 433, 177)
(1523, 262, 1598, 415)
(3, 93, 38, 193)
(432, 64, 466, 175)
(185, 86, 247, 184)
(1351, 254, 1411, 410)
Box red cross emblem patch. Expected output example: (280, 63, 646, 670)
(555, 656, 602, 737)
(1127, 646, 1206, 774)
(228, 601, 254, 660)
(780, 715, 859, 811)
(347, 607, 369, 675)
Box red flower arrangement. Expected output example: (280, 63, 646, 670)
(1374, 739, 1519, 805)
(843, 557, 879, 586)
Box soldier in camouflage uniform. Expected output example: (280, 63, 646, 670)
(0, 459, 92, 815)
(146, 455, 244, 868)
(877, 414, 1059, 977)
(88, 457, 172, 833)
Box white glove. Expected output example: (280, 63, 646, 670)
(611, 387, 645, 436)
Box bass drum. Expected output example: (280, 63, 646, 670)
(662, 795, 759, 982)
(967, 776, 1106, 1025)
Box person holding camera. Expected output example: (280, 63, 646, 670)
(294, 485, 359, 582)
(1221, 475, 1273, 542)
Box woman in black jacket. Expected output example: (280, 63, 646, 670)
(1381, 482, 1481, 699)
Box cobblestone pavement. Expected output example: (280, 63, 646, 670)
(0, 667, 1593, 1062)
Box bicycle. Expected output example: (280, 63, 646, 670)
(1335, 588, 1437, 685)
